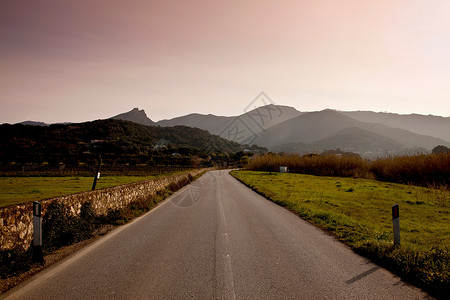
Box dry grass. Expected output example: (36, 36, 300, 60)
(370, 154, 450, 187)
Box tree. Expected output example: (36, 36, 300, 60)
(432, 145, 450, 154)
(240, 155, 250, 166)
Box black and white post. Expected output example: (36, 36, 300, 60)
(33, 201, 44, 262)
(392, 204, 400, 246)
(92, 156, 102, 191)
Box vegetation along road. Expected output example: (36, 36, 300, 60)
(2, 171, 429, 299)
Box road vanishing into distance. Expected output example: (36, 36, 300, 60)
(3, 170, 429, 299)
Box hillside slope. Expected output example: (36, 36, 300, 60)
(254, 110, 364, 146)
(342, 111, 450, 141)
(157, 104, 303, 143)
(0, 119, 255, 165)
(312, 127, 404, 156)
(157, 113, 232, 135)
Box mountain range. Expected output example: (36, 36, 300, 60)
(252, 109, 449, 156)
(15, 105, 450, 158)
(108, 106, 449, 158)
(156, 104, 302, 144)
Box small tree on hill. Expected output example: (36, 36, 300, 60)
(432, 145, 450, 154)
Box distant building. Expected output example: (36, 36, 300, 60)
(153, 139, 169, 149)
(280, 166, 288, 173)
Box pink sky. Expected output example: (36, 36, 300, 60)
(1, 0, 449, 123)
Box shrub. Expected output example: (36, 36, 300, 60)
(0, 248, 34, 279)
(43, 202, 77, 252)
(77, 201, 97, 240)
(42, 201, 98, 252)
(168, 175, 193, 192)
(104, 207, 132, 225)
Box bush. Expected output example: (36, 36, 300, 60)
(78, 201, 97, 239)
(104, 207, 132, 225)
(0, 248, 34, 279)
(43, 202, 77, 252)
(168, 175, 193, 192)
(43, 201, 98, 252)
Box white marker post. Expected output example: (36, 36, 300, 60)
(392, 204, 400, 246)
(92, 156, 102, 190)
(33, 201, 44, 262)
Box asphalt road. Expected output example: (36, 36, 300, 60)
(3, 170, 430, 299)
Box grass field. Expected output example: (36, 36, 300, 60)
(231, 170, 449, 297)
(0, 175, 164, 207)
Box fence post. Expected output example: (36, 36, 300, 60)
(392, 204, 400, 246)
(92, 156, 102, 190)
(33, 201, 44, 262)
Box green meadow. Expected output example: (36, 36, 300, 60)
(0, 176, 162, 207)
(231, 170, 449, 297)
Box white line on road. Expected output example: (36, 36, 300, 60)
(216, 172, 236, 300)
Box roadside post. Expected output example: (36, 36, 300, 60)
(33, 201, 44, 262)
(392, 204, 400, 246)
(92, 156, 102, 190)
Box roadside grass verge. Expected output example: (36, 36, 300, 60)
(0, 171, 205, 283)
(231, 170, 449, 298)
(0, 173, 192, 207)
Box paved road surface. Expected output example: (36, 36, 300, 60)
(3, 170, 430, 299)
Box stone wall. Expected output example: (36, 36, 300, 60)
(0, 170, 205, 251)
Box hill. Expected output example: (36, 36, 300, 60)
(342, 111, 450, 141)
(157, 113, 232, 135)
(270, 127, 407, 158)
(17, 121, 49, 126)
(255, 110, 449, 157)
(156, 104, 303, 144)
(0, 119, 261, 166)
(110, 108, 156, 126)
(312, 127, 405, 157)
(254, 109, 364, 146)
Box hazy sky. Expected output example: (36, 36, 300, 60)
(1, 0, 449, 124)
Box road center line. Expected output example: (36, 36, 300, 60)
(216, 173, 236, 300)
